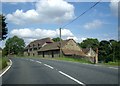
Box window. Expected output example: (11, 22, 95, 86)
(34, 47, 37, 50)
(30, 48, 32, 51)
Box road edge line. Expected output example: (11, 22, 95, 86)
(0, 59, 12, 77)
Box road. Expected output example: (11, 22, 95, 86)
(2, 57, 119, 85)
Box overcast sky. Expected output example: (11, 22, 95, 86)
(0, 0, 119, 48)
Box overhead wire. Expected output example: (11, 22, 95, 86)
(61, 0, 102, 28)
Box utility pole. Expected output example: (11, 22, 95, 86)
(59, 28, 62, 57)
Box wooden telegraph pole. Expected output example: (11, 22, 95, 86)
(59, 28, 62, 57)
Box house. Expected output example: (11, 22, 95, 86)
(38, 39, 85, 58)
(82, 47, 98, 63)
(24, 37, 54, 56)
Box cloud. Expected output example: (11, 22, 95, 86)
(6, 0, 75, 25)
(83, 20, 103, 29)
(67, 36, 79, 42)
(10, 28, 76, 45)
(109, 0, 120, 17)
(1, 0, 37, 2)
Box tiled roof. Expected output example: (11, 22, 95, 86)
(25, 37, 54, 49)
(39, 40, 69, 51)
(82, 48, 90, 54)
(82, 48, 96, 54)
(62, 49, 85, 56)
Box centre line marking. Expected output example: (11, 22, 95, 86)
(44, 64, 54, 69)
(30, 59, 34, 61)
(59, 71, 85, 86)
(36, 61, 42, 64)
(109, 67, 118, 70)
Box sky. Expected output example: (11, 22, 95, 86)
(0, 0, 119, 48)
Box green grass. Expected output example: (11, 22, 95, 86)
(17, 55, 92, 64)
(51, 56, 92, 64)
(104, 61, 120, 66)
(0, 57, 9, 70)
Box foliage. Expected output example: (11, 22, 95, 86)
(52, 37, 62, 42)
(98, 40, 119, 63)
(79, 38, 119, 63)
(98, 40, 111, 62)
(79, 38, 99, 49)
(0, 14, 8, 40)
(3, 36, 25, 56)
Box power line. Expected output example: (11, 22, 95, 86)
(61, 0, 102, 28)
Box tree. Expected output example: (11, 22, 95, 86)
(98, 40, 111, 62)
(52, 37, 62, 42)
(3, 36, 25, 56)
(115, 41, 120, 61)
(98, 40, 119, 63)
(0, 15, 8, 40)
(110, 40, 120, 61)
(79, 38, 99, 49)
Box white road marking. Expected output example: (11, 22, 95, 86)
(109, 67, 118, 70)
(94, 65, 101, 67)
(0, 59, 12, 77)
(30, 59, 34, 61)
(59, 71, 85, 86)
(36, 61, 42, 64)
(44, 64, 54, 69)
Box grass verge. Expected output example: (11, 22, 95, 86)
(50, 56, 92, 64)
(104, 61, 120, 66)
(0, 57, 9, 70)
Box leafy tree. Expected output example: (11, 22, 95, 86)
(79, 38, 99, 49)
(112, 40, 120, 61)
(98, 40, 111, 62)
(52, 37, 62, 42)
(98, 40, 119, 63)
(3, 36, 25, 56)
(115, 41, 120, 61)
(0, 15, 8, 40)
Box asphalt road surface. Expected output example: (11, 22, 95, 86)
(2, 57, 119, 85)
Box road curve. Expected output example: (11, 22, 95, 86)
(2, 57, 119, 85)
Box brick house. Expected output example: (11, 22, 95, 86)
(24, 38, 54, 56)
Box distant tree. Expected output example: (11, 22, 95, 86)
(79, 38, 99, 49)
(3, 36, 25, 56)
(98, 40, 111, 62)
(115, 41, 120, 61)
(0, 15, 8, 40)
(52, 37, 62, 42)
(98, 40, 120, 63)
(109, 40, 120, 61)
